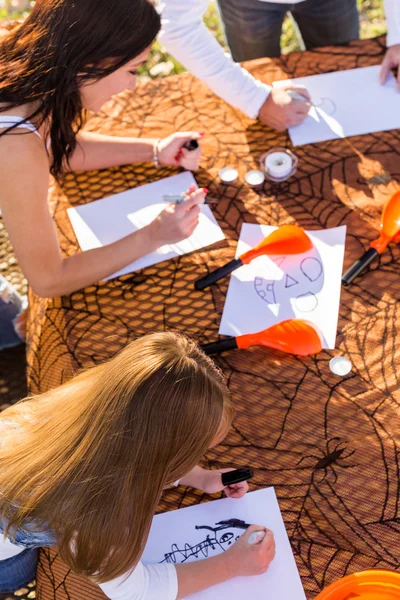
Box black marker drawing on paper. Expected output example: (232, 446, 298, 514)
(159, 519, 250, 564)
(253, 253, 324, 315)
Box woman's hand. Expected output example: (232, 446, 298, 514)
(147, 185, 204, 246)
(224, 526, 276, 577)
(158, 132, 203, 170)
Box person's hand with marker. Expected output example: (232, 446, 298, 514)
(200, 468, 250, 498)
(258, 83, 312, 131)
(380, 44, 400, 91)
(147, 183, 204, 245)
(178, 465, 251, 499)
(224, 525, 276, 576)
(157, 131, 203, 170)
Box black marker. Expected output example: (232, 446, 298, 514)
(221, 468, 253, 487)
(182, 139, 199, 151)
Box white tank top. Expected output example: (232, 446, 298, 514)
(0, 115, 42, 140)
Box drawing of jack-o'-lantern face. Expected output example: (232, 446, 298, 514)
(254, 251, 324, 319)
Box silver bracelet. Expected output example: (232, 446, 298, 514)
(153, 138, 161, 168)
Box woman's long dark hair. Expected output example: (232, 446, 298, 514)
(0, 0, 160, 177)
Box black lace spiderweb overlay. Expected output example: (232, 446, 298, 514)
(32, 37, 400, 600)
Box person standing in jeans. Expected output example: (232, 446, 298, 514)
(159, 0, 400, 130)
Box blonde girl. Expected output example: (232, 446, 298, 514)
(0, 332, 275, 599)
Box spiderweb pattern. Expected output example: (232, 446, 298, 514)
(32, 37, 400, 600)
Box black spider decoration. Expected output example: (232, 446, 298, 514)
(297, 437, 357, 484)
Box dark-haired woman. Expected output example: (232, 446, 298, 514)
(0, 332, 276, 598)
(0, 0, 204, 300)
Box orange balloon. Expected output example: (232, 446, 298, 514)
(381, 190, 400, 239)
(240, 225, 313, 265)
(371, 191, 400, 253)
(315, 570, 400, 600)
(236, 319, 323, 356)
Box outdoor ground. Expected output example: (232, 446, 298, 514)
(0, 1, 388, 598)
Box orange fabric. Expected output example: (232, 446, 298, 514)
(31, 37, 400, 600)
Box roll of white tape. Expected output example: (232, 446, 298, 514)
(265, 152, 293, 179)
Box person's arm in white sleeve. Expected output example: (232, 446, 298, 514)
(98, 562, 178, 600)
(98, 525, 276, 600)
(157, 0, 312, 130)
(158, 0, 270, 119)
(380, 0, 400, 90)
(384, 0, 400, 47)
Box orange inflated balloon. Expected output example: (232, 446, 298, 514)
(195, 225, 313, 291)
(236, 319, 323, 356)
(371, 190, 400, 253)
(381, 190, 400, 239)
(315, 570, 400, 600)
(240, 225, 313, 264)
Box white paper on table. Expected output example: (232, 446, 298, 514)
(142, 488, 306, 600)
(67, 172, 225, 279)
(273, 66, 400, 146)
(219, 224, 346, 349)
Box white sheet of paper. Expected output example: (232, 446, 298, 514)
(274, 66, 400, 146)
(67, 172, 225, 279)
(142, 488, 305, 600)
(219, 225, 346, 349)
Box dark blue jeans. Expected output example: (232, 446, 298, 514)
(0, 549, 39, 593)
(0, 522, 55, 593)
(217, 0, 360, 60)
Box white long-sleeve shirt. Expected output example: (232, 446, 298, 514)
(0, 536, 178, 600)
(158, 0, 400, 119)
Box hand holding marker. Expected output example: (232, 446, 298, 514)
(248, 531, 267, 545)
(194, 225, 312, 291)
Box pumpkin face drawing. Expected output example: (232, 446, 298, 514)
(253, 250, 324, 319)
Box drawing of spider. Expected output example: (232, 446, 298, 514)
(297, 437, 357, 484)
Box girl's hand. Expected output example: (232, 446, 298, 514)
(148, 185, 204, 246)
(158, 132, 203, 171)
(201, 468, 249, 499)
(224, 526, 276, 577)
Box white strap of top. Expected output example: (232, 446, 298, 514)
(0, 116, 42, 140)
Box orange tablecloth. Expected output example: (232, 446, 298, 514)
(31, 37, 400, 600)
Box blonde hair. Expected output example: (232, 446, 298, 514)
(0, 332, 233, 582)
